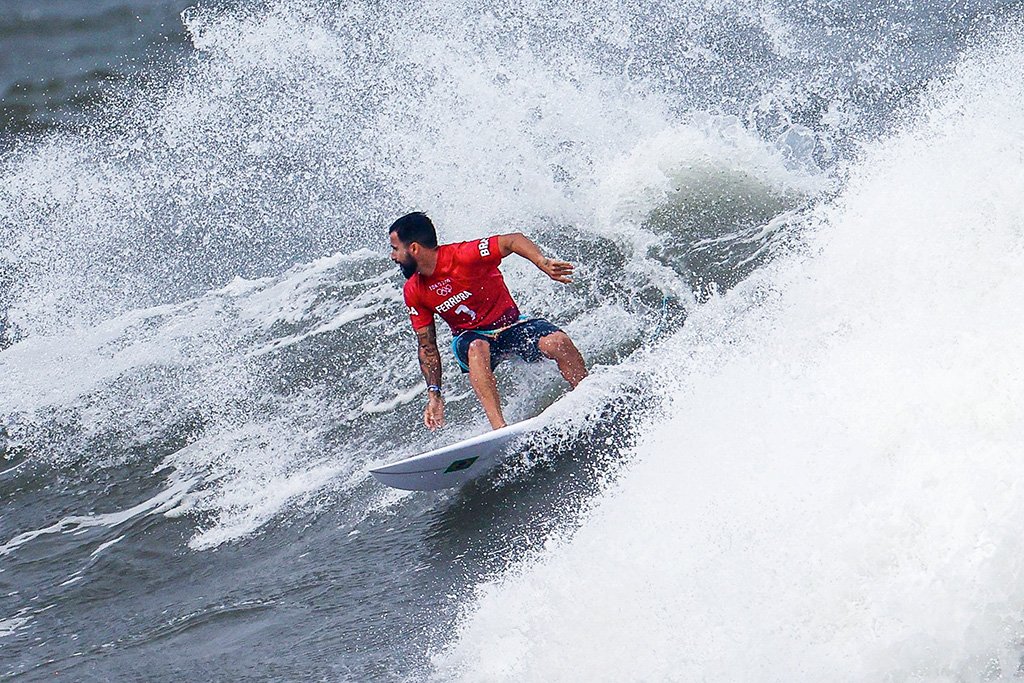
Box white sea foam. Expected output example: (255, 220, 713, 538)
(0, 610, 32, 639)
(0, 16, 824, 499)
(0, 0, 821, 555)
(434, 25, 1024, 682)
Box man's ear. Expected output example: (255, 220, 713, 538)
(408, 242, 420, 258)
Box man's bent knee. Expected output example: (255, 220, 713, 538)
(467, 338, 491, 359)
(537, 331, 572, 357)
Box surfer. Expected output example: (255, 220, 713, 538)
(389, 212, 588, 430)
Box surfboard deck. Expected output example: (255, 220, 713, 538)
(370, 416, 545, 491)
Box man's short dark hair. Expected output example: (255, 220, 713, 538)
(388, 212, 438, 249)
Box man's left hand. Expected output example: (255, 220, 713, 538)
(539, 257, 575, 283)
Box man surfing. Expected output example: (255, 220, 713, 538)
(389, 212, 588, 430)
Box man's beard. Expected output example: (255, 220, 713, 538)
(398, 260, 417, 279)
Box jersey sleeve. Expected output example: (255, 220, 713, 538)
(452, 235, 503, 271)
(403, 281, 434, 330)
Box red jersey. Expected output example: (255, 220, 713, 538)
(403, 235, 520, 334)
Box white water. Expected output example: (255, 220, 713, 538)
(1, 0, 824, 553)
(0, 111, 811, 551)
(3, 2, 1023, 679)
(435, 26, 1024, 682)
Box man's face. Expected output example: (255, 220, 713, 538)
(389, 231, 417, 279)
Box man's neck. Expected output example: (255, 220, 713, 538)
(417, 249, 439, 278)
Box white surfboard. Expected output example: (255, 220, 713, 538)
(370, 415, 545, 491)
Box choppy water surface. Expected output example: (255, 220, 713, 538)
(2, 1, 1024, 680)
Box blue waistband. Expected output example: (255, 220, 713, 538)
(450, 315, 532, 371)
(461, 314, 531, 339)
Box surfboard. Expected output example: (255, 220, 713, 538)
(370, 415, 545, 491)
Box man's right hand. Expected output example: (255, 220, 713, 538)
(424, 394, 445, 430)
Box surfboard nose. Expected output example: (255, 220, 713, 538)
(369, 417, 541, 491)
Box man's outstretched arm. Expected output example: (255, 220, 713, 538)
(415, 323, 445, 430)
(497, 233, 575, 283)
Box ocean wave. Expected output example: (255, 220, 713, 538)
(434, 21, 1024, 681)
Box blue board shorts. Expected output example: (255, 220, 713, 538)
(451, 317, 562, 373)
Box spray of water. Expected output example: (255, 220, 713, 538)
(1, 0, 829, 551)
(433, 24, 1024, 681)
